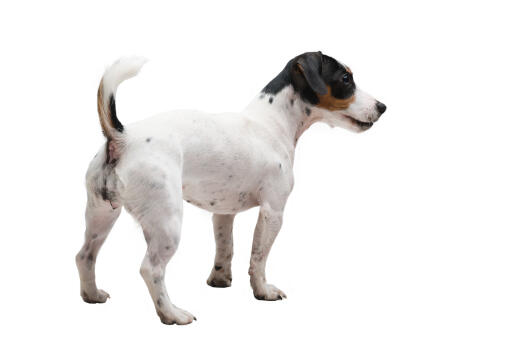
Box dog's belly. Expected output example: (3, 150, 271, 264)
(182, 178, 259, 214)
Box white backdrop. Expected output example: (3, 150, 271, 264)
(1, 0, 510, 345)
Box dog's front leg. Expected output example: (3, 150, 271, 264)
(249, 203, 287, 300)
(207, 214, 235, 287)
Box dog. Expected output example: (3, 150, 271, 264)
(76, 51, 386, 325)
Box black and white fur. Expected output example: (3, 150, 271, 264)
(76, 52, 386, 325)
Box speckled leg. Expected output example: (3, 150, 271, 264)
(123, 166, 195, 325)
(138, 215, 195, 325)
(207, 214, 235, 287)
(249, 204, 287, 301)
(76, 199, 121, 304)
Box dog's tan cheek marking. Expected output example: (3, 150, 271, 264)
(317, 86, 355, 111)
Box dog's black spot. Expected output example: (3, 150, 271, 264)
(215, 265, 222, 271)
(305, 107, 311, 116)
(165, 246, 170, 250)
(238, 192, 248, 202)
(156, 298, 162, 307)
(259, 94, 264, 99)
(228, 175, 233, 179)
(109, 95, 124, 133)
(100, 187, 109, 201)
(279, 163, 282, 169)
(92, 233, 98, 239)
(80, 254, 85, 260)
(269, 97, 273, 104)
(290, 99, 294, 106)
(146, 137, 151, 143)
(186, 200, 191, 203)
(149, 182, 163, 190)
(86, 254, 94, 269)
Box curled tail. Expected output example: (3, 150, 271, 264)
(97, 56, 147, 148)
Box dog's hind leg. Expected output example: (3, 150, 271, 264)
(122, 163, 195, 325)
(207, 214, 235, 287)
(76, 198, 121, 303)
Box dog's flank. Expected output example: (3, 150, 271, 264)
(77, 52, 386, 326)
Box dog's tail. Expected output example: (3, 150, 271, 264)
(97, 56, 147, 143)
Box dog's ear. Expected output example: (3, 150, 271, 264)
(293, 51, 328, 96)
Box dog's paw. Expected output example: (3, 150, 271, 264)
(157, 305, 196, 325)
(81, 289, 110, 304)
(207, 267, 232, 288)
(207, 277, 232, 287)
(253, 284, 287, 301)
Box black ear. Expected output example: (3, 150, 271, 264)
(294, 52, 328, 96)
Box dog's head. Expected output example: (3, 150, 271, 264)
(283, 52, 386, 132)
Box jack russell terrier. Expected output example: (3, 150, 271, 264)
(76, 51, 386, 325)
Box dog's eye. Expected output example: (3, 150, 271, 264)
(342, 73, 350, 83)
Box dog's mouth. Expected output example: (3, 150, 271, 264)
(343, 114, 374, 130)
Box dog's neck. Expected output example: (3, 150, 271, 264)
(245, 86, 322, 150)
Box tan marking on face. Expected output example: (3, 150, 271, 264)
(317, 86, 355, 111)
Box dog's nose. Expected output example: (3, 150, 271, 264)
(376, 101, 386, 115)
